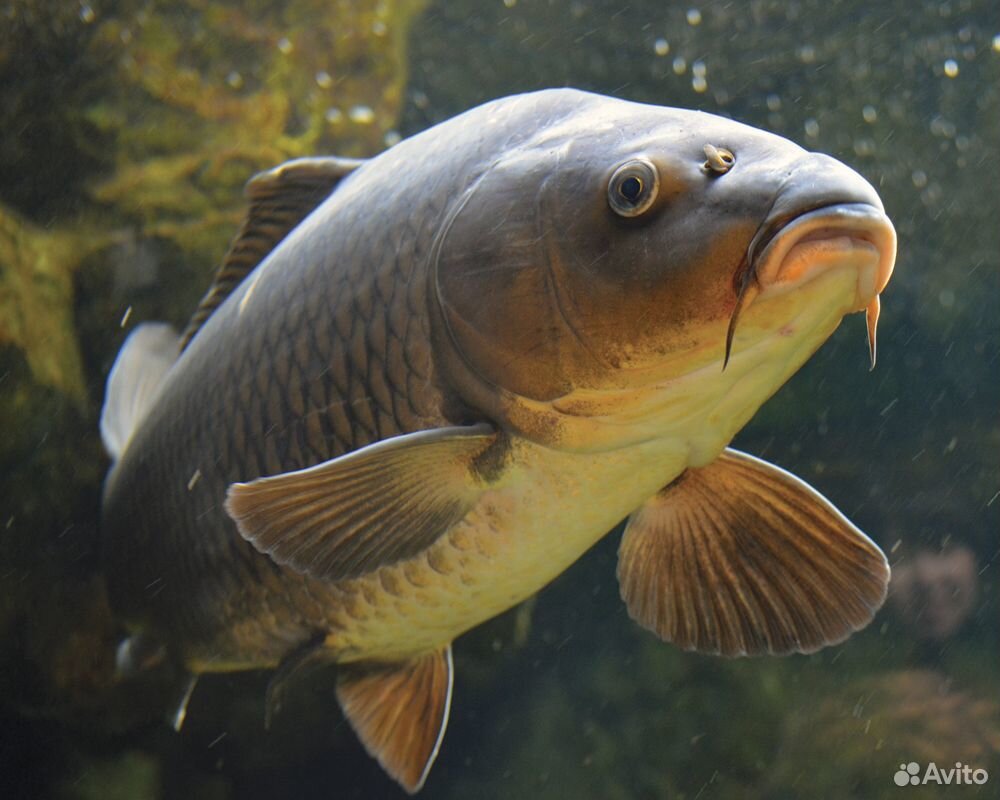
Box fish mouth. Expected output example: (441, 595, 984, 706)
(726, 203, 897, 368)
(750, 203, 896, 301)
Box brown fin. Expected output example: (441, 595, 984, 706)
(337, 647, 453, 794)
(225, 425, 498, 582)
(180, 156, 364, 349)
(617, 448, 890, 656)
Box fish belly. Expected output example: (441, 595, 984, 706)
(322, 437, 689, 662)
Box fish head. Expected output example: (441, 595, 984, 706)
(433, 91, 896, 450)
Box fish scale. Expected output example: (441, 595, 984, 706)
(100, 90, 896, 791)
(103, 179, 455, 666)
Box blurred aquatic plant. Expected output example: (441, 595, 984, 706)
(765, 669, 1000, 799)
(88, 0, 427, 262)
(0, 204, 110, 405)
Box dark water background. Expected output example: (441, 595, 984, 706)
(1, 1, 997, 798)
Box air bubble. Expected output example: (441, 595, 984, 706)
(349, 105, 376, 124)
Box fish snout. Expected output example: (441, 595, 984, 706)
(749, 154, 896, 305)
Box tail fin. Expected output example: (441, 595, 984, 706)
(100, 323, 179, 461)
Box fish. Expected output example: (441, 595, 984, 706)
(99, 88, 896, 793)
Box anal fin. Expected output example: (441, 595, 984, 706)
(337, 646, 454, 794)
(617, 448, 890, 656)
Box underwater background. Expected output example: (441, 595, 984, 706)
(1, 0, 997, 797)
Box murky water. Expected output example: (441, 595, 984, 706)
(1, 1, 997, 798)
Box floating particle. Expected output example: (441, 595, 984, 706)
(315, 70, 333, 89)
(277, 36, 293, 55)
(798, 44, 816, 63)
(938, 288, 955, 308)
(911, 170, 928, 188)
(654, 38, 670, 56)
(325, 107, 344, 124)
(349, 105, 376, 124)
(993, 34, 1000, 53)
(862, 104, 877, 123)
(412, 90, 430, 110)
(686, 8, 702, 25)
(227, 71, 243, 89)
(503, 0, 517, 7)
(692, 76, 708, 93)
(120, 306, 133, 328)
(943, 58, 959, 77)
(372, 20, 387, 36)
(804, 118, 820, 138)
(692, 60, 706, 78)
(766, 93, 781, 111)
(79, 4, 95, 23)
(672, 56, 687, 75)
(384, 130, 402, 147)
(853, 137, 875, 157)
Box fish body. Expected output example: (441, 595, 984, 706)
(101, 89, 896, 791)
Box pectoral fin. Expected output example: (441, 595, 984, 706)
(617, 448, 889, 656)
(337, 647, 453, 794)
(225, 425, 498, 582)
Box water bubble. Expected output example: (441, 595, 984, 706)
(325, 107, 344, 124)
(349, 105, 376, 124)
(943, 58, 959, 77)
(911, 169, 928, 188)
(654, 38, 670, 56)
(853, 137, 876, 157)
(692, 60, 707, 78)
(315, 70, 333, 89)
(804, 118, 820, 138)
(226, 71, 244, 89)
(766, 93, 781, 111)
(672, 56, 687, 75)
(686, 8, 702, 25)
(277, 36, 293, 55)
(862, 104, 877, 123)
(79, 3, 95, 23)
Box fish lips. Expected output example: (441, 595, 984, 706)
(748, 202, 897, 307)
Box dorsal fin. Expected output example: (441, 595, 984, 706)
(180, 156, 364, 349)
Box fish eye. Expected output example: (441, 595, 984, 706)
(608, 158, 659, 217)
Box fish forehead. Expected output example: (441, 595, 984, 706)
(462, 89, 808, 167)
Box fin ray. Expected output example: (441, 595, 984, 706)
(181, 156, 364, 348)
(617, 448, 890, 656)
(337, 647, 453, 794)
(225, 425, 497, 582)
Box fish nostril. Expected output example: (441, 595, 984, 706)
(703, 144, 735, 175)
